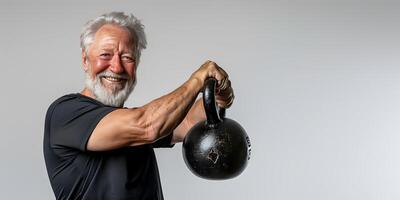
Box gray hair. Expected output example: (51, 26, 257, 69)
(80, 12, 147, 63)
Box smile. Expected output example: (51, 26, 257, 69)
(101, 76, 127, 83)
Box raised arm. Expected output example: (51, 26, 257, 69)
(86, 61, 229, 151)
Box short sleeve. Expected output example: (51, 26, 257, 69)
(48, 95, 116, 154)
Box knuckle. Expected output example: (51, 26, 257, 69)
(209, 61, 217, 67)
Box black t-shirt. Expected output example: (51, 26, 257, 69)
(43, 93, 173, 200)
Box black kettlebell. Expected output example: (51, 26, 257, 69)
(182, 78, 251, 180)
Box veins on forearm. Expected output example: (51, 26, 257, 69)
(145, 80, 199, 140)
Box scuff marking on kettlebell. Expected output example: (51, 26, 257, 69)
(246, 136, 252, 160)
(207, 148, 219, 164)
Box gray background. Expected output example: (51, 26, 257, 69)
(1, 0, 400, 199)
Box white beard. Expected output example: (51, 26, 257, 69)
(85, 70, 136, 107)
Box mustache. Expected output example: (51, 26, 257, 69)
(97, 71, 130, 80)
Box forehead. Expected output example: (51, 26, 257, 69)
(92, 24, 135, 49)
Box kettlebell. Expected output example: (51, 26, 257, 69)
(182, 78, 251, 180)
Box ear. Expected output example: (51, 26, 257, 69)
(81, 49, 89, 72)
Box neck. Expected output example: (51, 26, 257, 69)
(81, 88, 96, 99)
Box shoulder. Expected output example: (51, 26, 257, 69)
(48, 93, 101, 109)
(46, 93, 78, 114)
(45, 93, 109, 124)
(47, 93, 107, 112)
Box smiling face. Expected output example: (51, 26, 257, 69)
(82, 24, 137, 107)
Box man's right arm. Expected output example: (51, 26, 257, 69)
(86, 61, 229, 151)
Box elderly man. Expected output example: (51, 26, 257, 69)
(43, 12, 234, 200)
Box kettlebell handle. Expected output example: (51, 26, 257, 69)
(203, 78, 226, 125)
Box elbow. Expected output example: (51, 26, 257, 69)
(143, 128, 159, 144)
(128, 105, 167, 145)
(141, 105, 168, 144)
(125, 108, 160, 145)
(143, 112, 161, 143)
(125, 122, 158, 146)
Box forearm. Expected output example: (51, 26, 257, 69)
(141, 77, 203, 142)
(172, 98, 206, 143)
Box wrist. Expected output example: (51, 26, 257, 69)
(187, 76, 203, 93)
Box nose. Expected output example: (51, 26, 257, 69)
(109, 54, 124, 74)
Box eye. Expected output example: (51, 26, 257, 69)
(122, 55, 135, 63)
(99, 53, 112, 60)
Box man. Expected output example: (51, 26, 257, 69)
(43, 12, 234, 200)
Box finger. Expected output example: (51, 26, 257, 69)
(221, 78, 230, 92)
(217, 82, 233, 97)
(214, 67, 225, 87)
(216, 99, 228, 108)
(209, 62, 227, 85)
(227, 90, 235, 107)
(216, 96, 234, 108)
(218, 66, 229, 78)
(220, 79, 231, 91)
(215, 89, 234, 108)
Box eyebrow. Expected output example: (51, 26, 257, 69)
(99, 48, 134, 55)
(99, 47, 114, 51)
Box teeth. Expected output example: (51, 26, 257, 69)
(104, 76, 124, 82)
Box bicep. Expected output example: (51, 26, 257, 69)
(87, 108, 154, 151)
